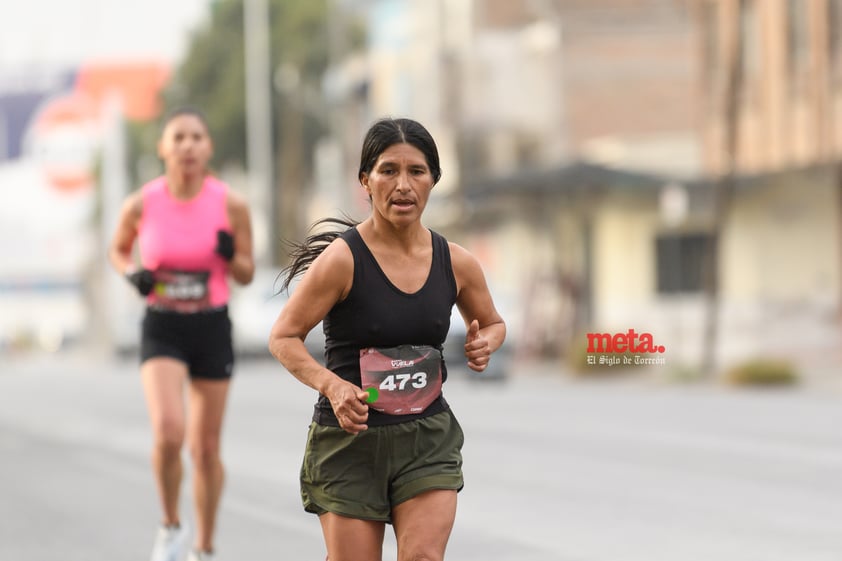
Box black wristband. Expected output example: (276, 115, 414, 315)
(215, 230, 235, 261)
(126, 268, 155, 296)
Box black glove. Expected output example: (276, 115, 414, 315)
(215, 230, 235, 261)
(125, 268, 155, 296)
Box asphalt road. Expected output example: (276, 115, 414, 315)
(1, 353, 840, 561)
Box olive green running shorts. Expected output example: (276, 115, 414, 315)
(300, 409, 465, 522)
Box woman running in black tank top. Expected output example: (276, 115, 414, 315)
(269, 118, 506, 561)
(313, 226, 455, 426)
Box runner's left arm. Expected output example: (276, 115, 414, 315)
(449, 243, 507, 372)
(226, 190, 255, 285)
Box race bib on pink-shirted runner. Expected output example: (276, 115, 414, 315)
(152, 269, 211, 313)
(359, 345, 443, 415)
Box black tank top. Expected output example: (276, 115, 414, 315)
(313, 226, 457, 426)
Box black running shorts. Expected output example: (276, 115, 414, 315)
(140, 307, 234, 380)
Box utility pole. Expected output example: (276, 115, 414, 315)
(244, 0, 274, 266)
(701, 0, 744, 376)
(819, 0, 842, 322)
(276, 75, 304, 257)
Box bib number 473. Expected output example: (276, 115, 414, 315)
(379, 372, 428, 392)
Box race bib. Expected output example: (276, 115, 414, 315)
(359, 345, 443, 415)
(152, 269, 211, 312)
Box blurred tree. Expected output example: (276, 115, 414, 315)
(167, 0, 249, 168)
(164, 0, 332, 171)
(126, 0, 364, 262)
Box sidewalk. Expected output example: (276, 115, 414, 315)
(510, 353, 842, 396)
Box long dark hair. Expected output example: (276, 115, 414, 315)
(277, 215, 359, 293)
(357, 117, 441, 184)
(277, 117, 441, 293)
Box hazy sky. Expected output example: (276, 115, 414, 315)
(0, 0, 211, 69)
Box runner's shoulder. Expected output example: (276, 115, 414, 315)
(120, 189, 144, 221)
(447, 241, 482, 274)
(225, 187, 249, 210)
(314, 236, 354, 274)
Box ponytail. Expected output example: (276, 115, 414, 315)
(277, 216, 359, 294)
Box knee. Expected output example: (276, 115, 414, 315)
(152, 418, 184, 458)
(399, 551, 441, 561)
(189, 435, 221, 470)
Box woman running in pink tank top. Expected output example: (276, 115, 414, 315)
(108, 107, 255, 561)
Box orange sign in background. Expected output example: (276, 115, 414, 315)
(28, 60, 170, 192)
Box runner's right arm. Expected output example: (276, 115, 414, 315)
(109, 191, 144, 277)
(268, 238, 370, 433)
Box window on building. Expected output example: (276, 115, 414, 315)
(515, 132, 542, 167)
(655, 233, 712, 294)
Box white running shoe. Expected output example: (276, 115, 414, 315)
(149, 523, 189, 561)
(186, 550, 214, 561)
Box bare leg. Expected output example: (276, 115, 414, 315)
(187, 377, 231, 552)
(319, 513, 385, 561)
(392, 490, 457, 561)
(141, 357, 189, 526)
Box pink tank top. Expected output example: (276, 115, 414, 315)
(138, 175, 231, 311)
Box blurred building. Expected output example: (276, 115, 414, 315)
(325, 0, 839, 373)
(464, 0, 698, 360)
(698, 0, 839, 173)
(690, 0, 841, 369)
(0, 61, 170, 352)
(327, 0, 698, 360)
